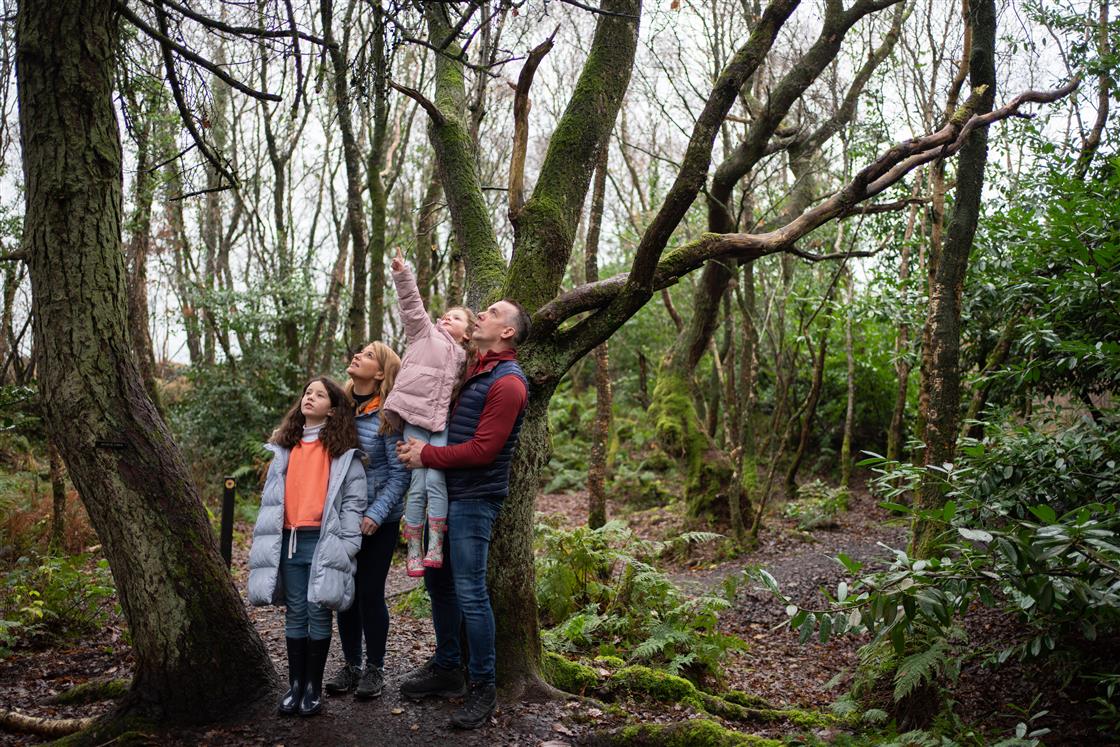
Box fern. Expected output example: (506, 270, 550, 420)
(893, 637, 950, 702)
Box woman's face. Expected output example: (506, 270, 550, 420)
(301, 380, 333, 426)
(347, 345, 385, 383)
(439, 308, 471, 344)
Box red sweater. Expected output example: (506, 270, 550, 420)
(420, 348, 528, 469)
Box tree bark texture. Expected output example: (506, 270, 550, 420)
(585, 144, 611, 530)
(911, 0, 996, 557)
(17, 0, 274, 722)
(322, 0, 369, 353)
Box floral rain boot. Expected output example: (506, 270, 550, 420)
(422, 517, 447, 569)
(404, 522, 426, 577)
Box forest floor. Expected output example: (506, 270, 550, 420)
(0, 482, 1104, 745)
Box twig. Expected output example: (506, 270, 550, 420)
(137, 0, 334, 47)
(117, 3, 281, 102)
(557, 0, 640, 18)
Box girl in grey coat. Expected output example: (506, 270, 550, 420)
(247, 376, 366, 718)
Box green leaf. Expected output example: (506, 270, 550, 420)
(1029, 504, 1057, 524)
(837, 553, 863, 574)
(958, 527, 993, 543)
(942, 500, 957, 523)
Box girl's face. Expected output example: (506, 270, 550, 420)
(347, 345, 385, 382)
(301, 380, 333, 426)
(439, 308, 471, 344)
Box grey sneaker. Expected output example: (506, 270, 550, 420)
(355, 666, 384, 699)
(324, 663, 360, 695)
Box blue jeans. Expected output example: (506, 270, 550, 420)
(424, 499, 501, 684)
(403, 424, 448, 526)
(280, 528, 333, 640)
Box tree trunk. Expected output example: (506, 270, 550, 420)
(366, 5, 389, 342)
(911, 0, 996, 558)
(48, 439, 66, 554)
(784, 323, 830, 497)
(322, 0, 369, 353)
(841, 267, 856, 490)
(123, 97, 160, 409)
(414, 168, 442, 308)
(17, 0, 274, 725)
(585, 144, 611, 530)
(490, 382, 555, 696)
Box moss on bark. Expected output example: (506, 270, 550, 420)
(649, 372, 734, 518)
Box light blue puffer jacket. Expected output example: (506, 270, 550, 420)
(356, 407, 407, 526)
(246, 444, 366, 611)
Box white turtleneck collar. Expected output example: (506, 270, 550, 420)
(302, 422, 325, 442)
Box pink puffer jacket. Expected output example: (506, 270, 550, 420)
(382, 265, 466, 434)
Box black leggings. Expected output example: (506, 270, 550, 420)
(336, 521, 399, 668)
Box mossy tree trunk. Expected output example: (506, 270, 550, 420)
(17, 0, 274, 724)
(911, 0, 996, 558)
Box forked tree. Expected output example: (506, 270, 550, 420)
(16, 0, 1074, 731)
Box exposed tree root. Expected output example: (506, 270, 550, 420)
(0, 709, 95, 738)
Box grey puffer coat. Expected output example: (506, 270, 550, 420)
(246, 444, 366, 611)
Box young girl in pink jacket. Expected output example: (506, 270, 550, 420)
(383, 247, 476, 576)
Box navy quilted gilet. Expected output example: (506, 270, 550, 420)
(445, 359, 528, 502)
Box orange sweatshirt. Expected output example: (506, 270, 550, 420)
(284, 438, 331, 529)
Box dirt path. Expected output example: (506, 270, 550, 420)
(10, 483, 1066, 746)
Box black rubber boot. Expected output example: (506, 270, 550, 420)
(277, 637, 307, 716)
(299, 637, 331, 717)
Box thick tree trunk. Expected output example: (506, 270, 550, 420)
(911, 0, 996, 558)
(490, 382, 555, 695)
(17, 0, 274, 724)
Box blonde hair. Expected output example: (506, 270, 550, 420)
(445, 305, 478, 355)
(344, 340, 401, 404)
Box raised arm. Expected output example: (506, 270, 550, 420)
(391, 247, 436, 342)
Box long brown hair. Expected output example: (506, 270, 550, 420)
(270, 377, 359, 458)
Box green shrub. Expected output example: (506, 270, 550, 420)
(0, 552, 117, 655)
(535, 519, 744, 682)
(783, 479, 849, 530)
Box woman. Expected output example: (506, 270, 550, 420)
(247, 376, 365, 717)
(324, 341, 409, 699)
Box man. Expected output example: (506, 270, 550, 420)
(396, 298, 531, 729)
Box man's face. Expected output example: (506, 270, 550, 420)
(474, 301, 517, 346)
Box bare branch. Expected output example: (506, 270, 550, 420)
(536, 79, 1079, 347)
(137, 0, 334, 47)
(118, 3, 282, 102)
(152, 0, 239, 189)
(0, 251, 26, 262)
(388, 80, 445, 126)
(508, 30, 557, 220)
(557, 0, 640, 18)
